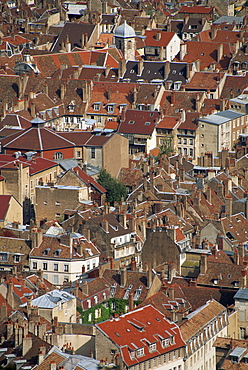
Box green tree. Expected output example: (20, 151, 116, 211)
(158, 134, 174, 158)
(97, 169, 126, 205)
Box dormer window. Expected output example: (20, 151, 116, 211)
(149, 343, 156, 353)
(128, 120, 134, 124)
(54, 249, 61, 257)
(136, 348, 144, 357)
(43, 248, 50, 256)
(162, 338, 169, 348)
(68, 100, 76, 113)
(94, 103, 101, 111)
(108, 104, 115, 113)
(130, 351, 135, 360)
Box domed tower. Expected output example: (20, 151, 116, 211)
(114, 21, 136, 61)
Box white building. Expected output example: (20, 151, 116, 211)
(29, 231, 100, 286)
(180, 299, 228, 370)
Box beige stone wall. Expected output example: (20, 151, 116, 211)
(5, 197, 22, 226)
(227, 310, 239, 339)
(35, 186, 86, 223)
(196, 120, 219, 158)
(103, 134, 129, 177)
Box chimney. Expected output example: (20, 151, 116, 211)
(217, 43, 223, 63)
(119, 213, 127, 228)
(120, 266, 127, 287)
(82, 228, 90, 241)
(50, 361, 56, 370)
(22, 335, 32, 356)
(130, 257, 136, 271)
(147, 268, 152, 288)
(164, 61, 170, 79)
(155, 32, 161, 41)
(206, 187, 212, 204)
(0, 303, 7, 321)
(211, 28, 217, 40)
(107, 89, 111, 101)
(225, 194, 232, 218)
(101, 219, 109, 233)
(38, 347, 46, 365)
(167, 286, 174, 300)
(60, 83, 65, 100)
(81, 280, 88, 295)
(138, 59, 143, 76)
(241, 268, 247, 289)
(7, 321, 13, 340)
(200, 254, 207, 274)
(179, 43, 187, 61)
(129, 217, 136, 233)
(6, 282, 14, 308)
(128, 291, 134, 311)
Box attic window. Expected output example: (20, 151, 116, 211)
(128, 120, 134, 124)
(162, 338, 169, 348)
(226, 231, 236, 241)
(43, 248, 50, 256)
(136, 348, 144, 357)
(172, 70, 176, 74)
(149, 343, 156, 353)
(130, 69, 135, 73)
(145, 122, 150, 125)
(130, 351, 135, 360)
(54, 249, 61, 257)
(94, 103, 101, 111)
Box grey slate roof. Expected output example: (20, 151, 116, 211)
(234, 288, 248, 300)
(20, 289, 75, 308)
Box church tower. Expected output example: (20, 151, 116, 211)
(114, 21, 136, 61)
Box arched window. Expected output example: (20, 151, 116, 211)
(53, 152, 63, 160)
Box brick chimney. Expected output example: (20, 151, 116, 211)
(200, 254, 207, 274)
(128, 291, 134, 311)
(120, 265, 127, 287)
(130, 257, 136, 271)
(22, 335, 32, 356)
(101, 219, 109, 233)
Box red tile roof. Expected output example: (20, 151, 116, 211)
(96, 305, 185, 367)
(144, 30, 176, 47)
(72, 166, 106, 193)
(119, 110, 160, 135)
(178, 5, 214, 14)
(0, 195, 11, 221)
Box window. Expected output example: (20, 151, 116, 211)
(240, 327, 246, 339)
(54, 263, 58, 271)
(32, 262, 37, 269)
(184, 138, 187, 144)
(14, 255, 21, 263)
(54, 275, 58, 284)
(162, 338, 169, 348)
(64, 264, 69, 272)
(91, 148, 95, 159)
(178, 137, 182, 144)
(43, 262, 47, 270)
(136, 348, 144, 357)
(53, 152, 63, 160)
(64, 276, 69, 282)
(94, 103, 100, 111)
(108, 105, 114, 113)
(149, 343, 156, 352)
